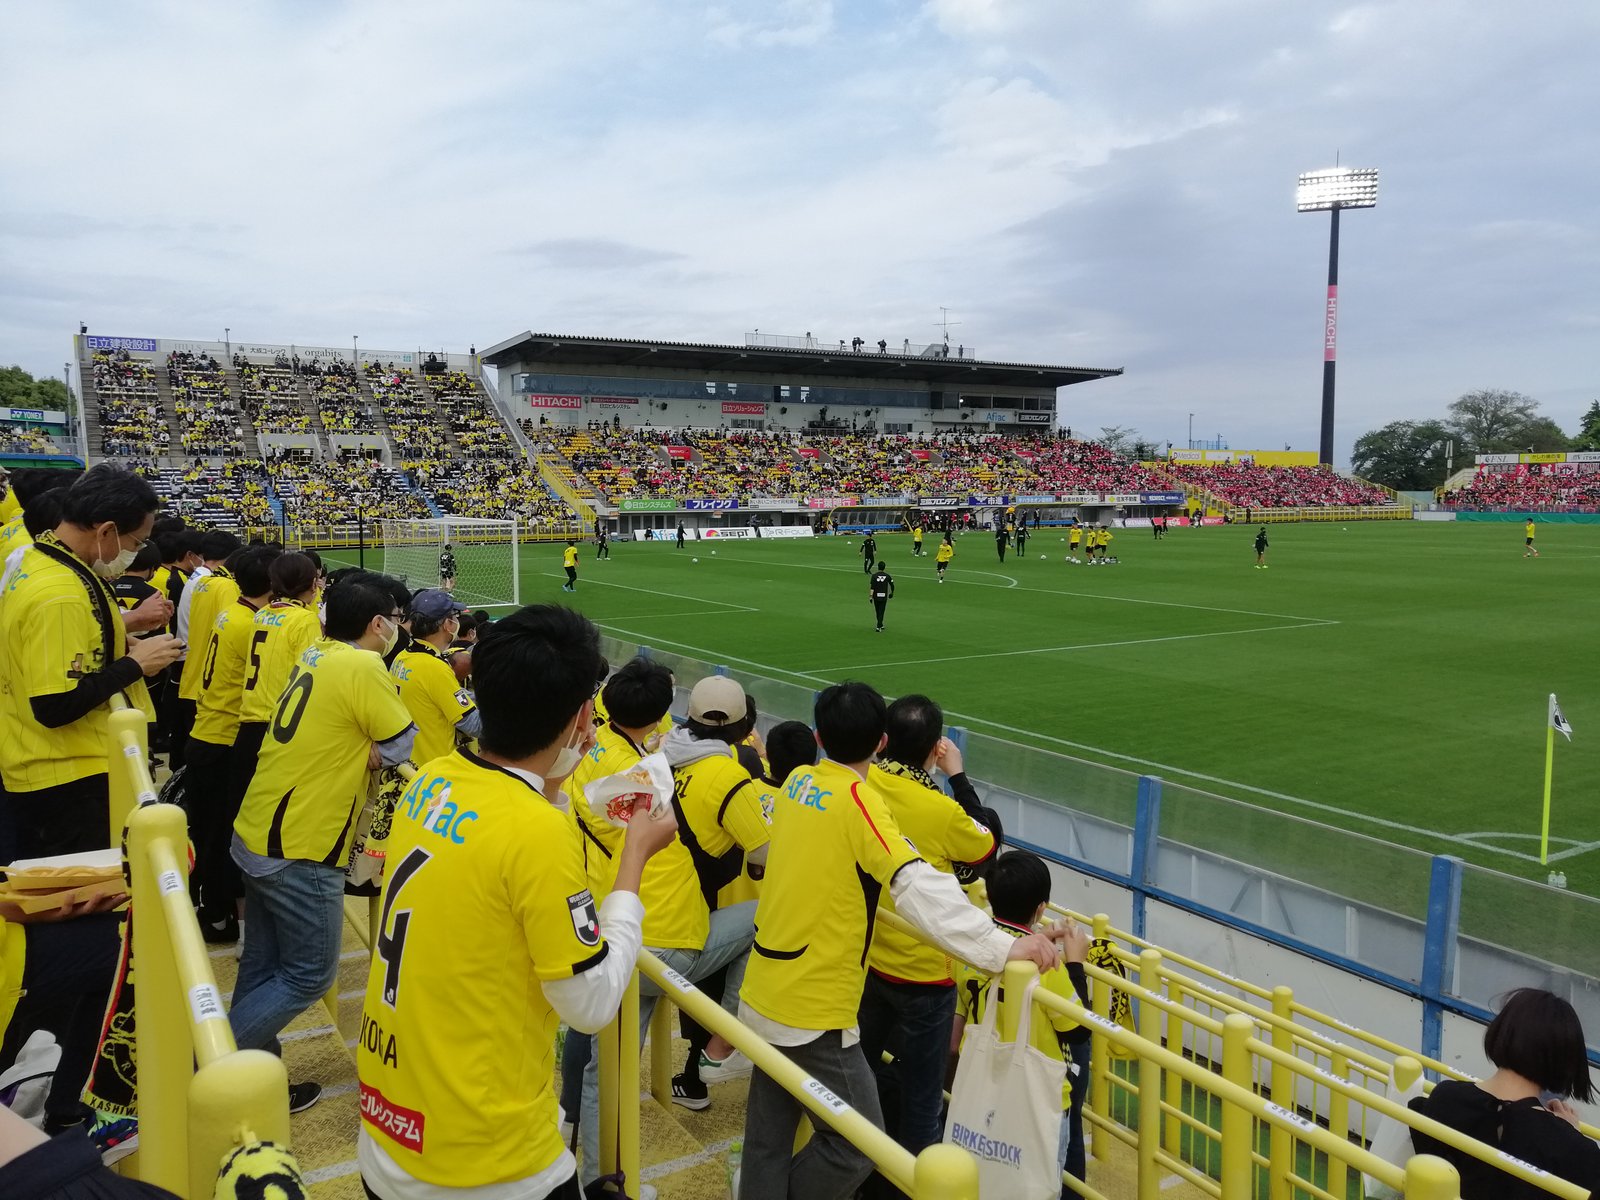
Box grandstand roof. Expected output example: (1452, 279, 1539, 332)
(480, 332, 1121, 389)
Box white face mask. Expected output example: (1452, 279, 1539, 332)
(378, 617, 400, 656)
(92, 529, 138, 580)
(550, 722, 585, 777)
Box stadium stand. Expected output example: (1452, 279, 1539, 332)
(307, 357, 377, 434)
(1442, 470, 1600, 511)
(269, 454, 432, 525)
(426, 370, 515, 457)
(141, 460, 276, 527)
(237, 356, 312, 437)
(170, 350, 243, 456)
(92, 348, 163, 457)
(367, 364, 438, 458)
(0, 425, 65, 455)
(1168, 460, 1394, 508)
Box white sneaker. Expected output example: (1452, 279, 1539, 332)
(698, 1049, 753, 1083)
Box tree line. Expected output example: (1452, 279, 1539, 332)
(1351, 390, 1600, 491)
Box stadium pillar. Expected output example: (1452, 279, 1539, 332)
(1130, 776, 1162, 940)
(1420, 855, 1463, 1065)
(1319, 205, 1340, 467)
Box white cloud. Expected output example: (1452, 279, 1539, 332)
(707, 0, 834, 48)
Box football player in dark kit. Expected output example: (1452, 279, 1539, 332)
(1254, 526, 1269, 569)
(1014, 519, 1029, 560)
(861, 531, 877, 574)
(868, 560, 894, 632)
(994, 519, 1009, 563)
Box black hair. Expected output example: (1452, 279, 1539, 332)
(602, 656, 674, 729)
(322, 575, 397, 642)
(151, 514, 187, 537)
(301, 548, 323, 575)
(883, 693, 943, 769)
(269, 552, 319, 599)
(473, 605, 601, 759)
(986, 850, 1052, 926)
(685, 694, 757, 746)
(876, 560, 886, 569)
(22, 488, 69, 538)
(158, 530, 200, 565)
(127, 541, 163, 574)
(764, 720, 818, 786)
(1483, 988, 1596, 1102)
(813, 680, 886, 764)
(13, 468, 83, 508)
(232, 544, 281, 598)
(59, 464, 160, 534)
(198, 530, 242, 563)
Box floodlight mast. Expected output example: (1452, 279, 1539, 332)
(1296, 167, 1378, 466)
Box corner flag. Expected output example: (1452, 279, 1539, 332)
(1541, 693, 1572, 865)
(1550, 694, 1573, 741)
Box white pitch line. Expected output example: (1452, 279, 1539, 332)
(578, 625, 1563, 867)
(534, 571, 757, 612)
(969, 570, 1019, 588)
(703, 551, 1336, 623)
(813, 621, 1337, 673)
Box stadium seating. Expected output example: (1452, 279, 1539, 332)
(0, 426, 65, 455)
(368, 366, 438, 458)
(427, 371, 515, 458)
(237, 358, 311, 437)
(169, 351, 242, 457)
(1168, 461, 1393, 508)
(269, 455, 432, 526)
(93, 349, 163, 457)
(1441, 470, 1600, 511)
(307, 359, 377, 435)
(404, 457, 578, 529)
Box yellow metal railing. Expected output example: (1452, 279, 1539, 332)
(106, 700, 293, 1199)
(622, 949, 981, 1198)
(1224, 504, 1412, 523)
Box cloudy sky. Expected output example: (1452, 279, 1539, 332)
(2, 0, 1597, 463)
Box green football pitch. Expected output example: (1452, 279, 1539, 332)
(344, 521, 1600, 896)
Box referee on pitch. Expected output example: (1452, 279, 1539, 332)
(869, 560, 895, 632)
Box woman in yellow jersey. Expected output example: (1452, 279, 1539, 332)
(935, 531, 955, 582)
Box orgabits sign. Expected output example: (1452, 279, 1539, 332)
(527, 394, 582, 410)
(721, 402, 766, 415)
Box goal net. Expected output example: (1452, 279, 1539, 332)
(378, 517, 520, 609)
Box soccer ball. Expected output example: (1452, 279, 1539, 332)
(692, 557, 699, 563)
(711, 550, 716, 555)
(1040, 554, 1046, 559)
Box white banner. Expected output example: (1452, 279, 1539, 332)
(1103, 493, 1141, 504)
(758, 526, 815, 538)
(1475, 453, 1519, 465)
(1057, 493, 1099, 504)
(0, 407, 68, 425)
(1568, 452, 1600, 463)
(631, 529, 696, 542)
(748, 498, 800, 510)
(698, 526, 756, 539)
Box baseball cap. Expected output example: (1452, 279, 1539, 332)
(688, 676, 747, 726)
(409, 588, 469, 621)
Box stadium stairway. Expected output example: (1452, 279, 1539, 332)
(226, 901, 1207, 1200)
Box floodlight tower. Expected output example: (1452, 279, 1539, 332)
(1297, 166, 1378, 466)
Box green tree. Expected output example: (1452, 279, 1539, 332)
(1096, 425, 1139, 457)
(1349, 419, 1458, 490)
(1446, 389, 1545, 453)
(1570, 401, 1600, 451)
(0, 366, 72, 414)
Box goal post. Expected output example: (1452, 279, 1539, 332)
(378, 516, 521, 609)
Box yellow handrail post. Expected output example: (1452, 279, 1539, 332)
(1219, 1014, 1254, 1199)
(106, 703, 152, 840)
(1088, 915, 1112, 1161)
(998, 959, 1036, 1042)
(619, 974, 641, 1197)
(1135, 949, 1162, 1200)
(1268, 985, 1294, 1200)
(187, 1051, 290, 1199)
(1326, 1048, 1350, 1200)
(1160, 970, 1183, 1162)
(597, 1000, 620, 1180)
(1403, 1154, 1462, 1199)
(126, 802, 194, 1193)
(1392, 1054, 1424, 1092)
(649, 997, 673, 1110)
(913, 1142, 980, 1200)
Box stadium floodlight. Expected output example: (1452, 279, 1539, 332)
(1297, 166, 1378, 466)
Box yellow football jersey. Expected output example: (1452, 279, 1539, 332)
(956, 920, 1083, 1106)
(0, 515, 32, 557)
(866, 767, 996, 985)
(742, 759, 921, 1030)
(569, 723, 707, 950)
(191, 599, 261, 747)
(179, 570, 238, 701)
(391, 641, 476, 768)
(239, 599, 322, 725)
(562, 545, 578, 568)
(0, 488, 19, 525)
(358, 750, 608, 1186)
(670, 747, 771, 905)
(936, 542, 955, 563)
(0, 542, 154, 792)
(235, 639, 412, 866)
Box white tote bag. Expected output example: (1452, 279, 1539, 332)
(944, 976, 1067, 1199)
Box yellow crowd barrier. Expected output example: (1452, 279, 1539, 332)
(106, 700, 292, 1199)
(621, 949, 981, 1199)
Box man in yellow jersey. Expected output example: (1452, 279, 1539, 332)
(232, 551, 324, 835)
(561, 539, 579, 592)
(1099, 525, 1115, 564)
(187, 545, 279, 943)
(858, 695, 999, 1183)
(172, 530, 242, 769)
(1067, 521, 1082, 562)
(738, 682, 1060, 1198)
(935, 531, 954, 581)
(0, 466, 181, 858)
(231, 572, 416, 1112)
(391, 589, 480, 767)
(0, 469, 81, 563)
(1524, 518, 1539, 558)
(912, 519, 924, 556)
(357, 606, 681, 1200)
(659, 676, 771, 1084)
(953, 851, 1092, 1185)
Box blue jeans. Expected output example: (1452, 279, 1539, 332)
(228, 859, 346, 1054)
(856, 972, 956, 1195)
(579, 900, 755, 1185)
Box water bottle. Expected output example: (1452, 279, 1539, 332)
(725, 1138, 743, 1198)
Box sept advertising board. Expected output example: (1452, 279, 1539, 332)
(698, 526, 755, 539)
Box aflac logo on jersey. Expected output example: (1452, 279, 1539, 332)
(784, 771, 831, 812)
